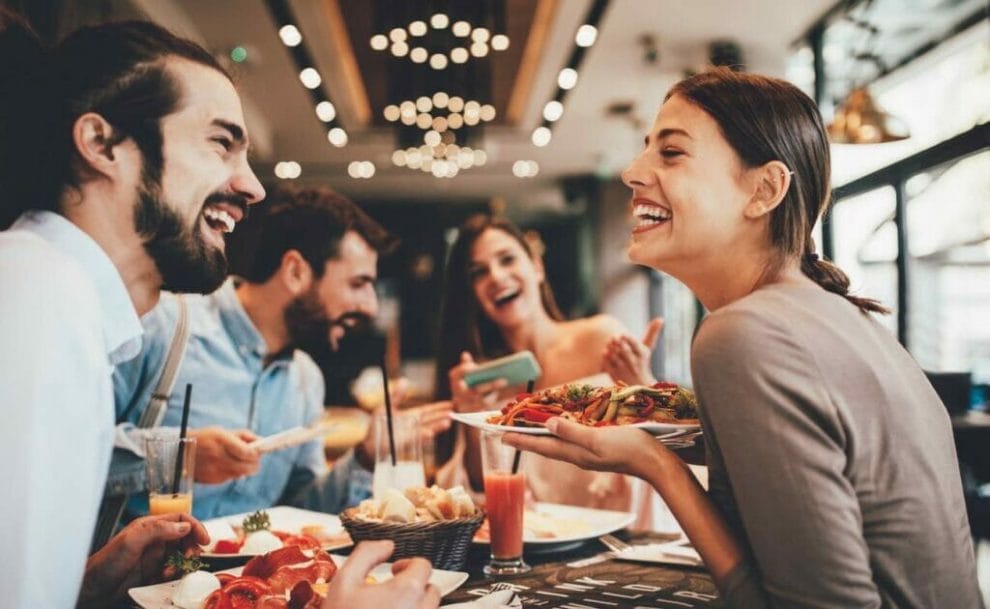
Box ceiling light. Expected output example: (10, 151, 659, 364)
(432, 92, 449, 108)
(448, 96, 464, 112)
(279, 25, 302, 47)
(827, 87, 909, 144)
(491, 34, 509, 51)
(445, 144, 460, 159)
(447, 113, 464, 129)
(430, 53, 448, 70)
(464, 113, 480, 126)
(383, 104, 400, 122)
(299, 68, 321, 89)
(532, 126, 552, 147)
(400, 112, 416, 126)
(452, 20, 471, 37)
(359, 161, 375, 178)
(432, 116, 449, 132)
(473, 149, 487, 166)
(450, 47, 469, 64)
(558, 68, 578, 90)
(389, 27, 406, 42)
(416, 113, 432, 129)
(480, 104, 496, 122)
(408, 20, 427, 37)
(424, 130, 442, 146)
(400, 101, 416, 117)
(392, 150, 407, 167)
(370, 34, 388, 50)
(471, 28, 490, 43)
(315, 101, 336, 122)
(575, 24, 598, 47)
(430, 13, 449, 29)
(416, 96, 433, 112)
(543, 100, 564, 122)
(274, 161, 288, 179)
(512, 160, 529, 178)
(327, 127, 348, 147)
(470, 42, 489, 58)
(285, 161, 302, 179)
(526, 160, 539, 177)
(390, 42, 409, 57)
(410, 47, 428, 63)
(347, 161, 361, 178)
(464, 100, 480, 115)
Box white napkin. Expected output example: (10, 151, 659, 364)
(441, 589, 522, 609)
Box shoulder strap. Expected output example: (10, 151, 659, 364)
(136, 295, 190, 429)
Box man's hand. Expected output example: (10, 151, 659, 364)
(188, 426, 261, 483)
(322, 541, 440, 609)
(78, 514, 210, 608)
(602, 317, 663, 386)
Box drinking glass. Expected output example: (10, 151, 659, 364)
(372, 409, 426, 499)
(144, 432, 196, 515)
(480, 430, 530, 575)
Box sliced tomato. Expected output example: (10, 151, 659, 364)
(520, 408, 553, 423)
(213, 539, 244, 554)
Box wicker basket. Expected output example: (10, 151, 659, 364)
(340, 509, 485, 570)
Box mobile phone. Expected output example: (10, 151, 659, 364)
(463, 350, 542, 388)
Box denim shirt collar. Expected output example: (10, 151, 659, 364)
(211, 278, 292, 367)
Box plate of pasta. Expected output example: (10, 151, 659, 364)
(451, 382, 701, 436)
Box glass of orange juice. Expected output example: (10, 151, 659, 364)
(144, 433, 196, 515)
(480, 430, 530, 576)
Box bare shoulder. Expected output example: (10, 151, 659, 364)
(560, 314, 627, 348)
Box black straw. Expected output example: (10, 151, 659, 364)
(171, 383, 192, 495)
(511, 379, 536, 474)
(381, 356, 397, 467)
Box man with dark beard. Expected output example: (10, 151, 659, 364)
(0, 12, 265, 607)
(113, 186, 453, 520)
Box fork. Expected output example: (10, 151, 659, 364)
(598, 533, 632, 553)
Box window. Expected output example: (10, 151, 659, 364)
(906, 151, 990, 382)
(830, 187, 900, 335)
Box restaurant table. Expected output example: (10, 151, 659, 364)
(443, 530, 722, 608)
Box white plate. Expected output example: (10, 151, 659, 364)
(451, 410, 699, 436)
(128, 555, 468, 609)
(474, 502, 635, 547)
(200, 506, 351, 558)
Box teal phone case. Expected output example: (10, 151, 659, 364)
(463, 350, 542, 388)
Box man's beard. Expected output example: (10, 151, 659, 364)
(134, 176, 236, 294)
(284, 286, 371, 356)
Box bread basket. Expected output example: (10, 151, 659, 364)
(340, 508, 484, 570)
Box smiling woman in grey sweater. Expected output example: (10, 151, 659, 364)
(505, 68, 982, 609)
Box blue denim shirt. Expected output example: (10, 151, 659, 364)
(114, 280, 369, 519)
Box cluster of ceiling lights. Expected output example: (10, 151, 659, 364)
(369, 10, 508, 180)
(369, 14, 509, 69)
(512, 160, 539, 178)
(273, 161, 302, 180)
(383, 95, 496, 131)
(392, 143, 488, 179)
(523, 0, 607, 163)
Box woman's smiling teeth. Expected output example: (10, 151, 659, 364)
(493, 288, 520, 307)
(634, 203, 671, 229)
(203, 207, 236, 233)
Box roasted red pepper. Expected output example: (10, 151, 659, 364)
(520, 408, 553, 423)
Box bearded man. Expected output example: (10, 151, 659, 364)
(114, 186, 452, 519)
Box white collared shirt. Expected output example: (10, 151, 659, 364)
(0, 211, 143, 608)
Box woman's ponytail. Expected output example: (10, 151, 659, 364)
(800, 249, 890, 315)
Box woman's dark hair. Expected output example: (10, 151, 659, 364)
(433, 214, 563, 400)
(227, 185, 398, 283)
(667, 68, 888, 315)
(0, 8, 227, 229)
